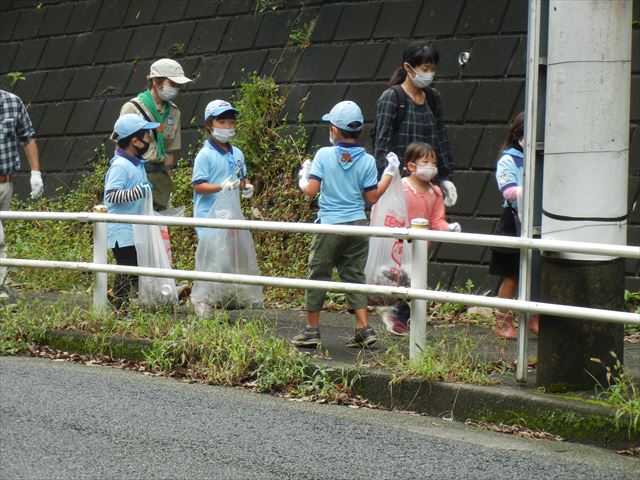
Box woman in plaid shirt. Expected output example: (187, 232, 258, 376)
(373, 41, 457, 207)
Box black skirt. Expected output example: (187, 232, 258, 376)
(489, 206, 520, 277)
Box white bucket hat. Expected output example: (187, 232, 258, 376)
(147, 58, 192, 84)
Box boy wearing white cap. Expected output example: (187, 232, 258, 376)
(120, 58, 192, 211)
(191, 99, 254, 236)
(104, 114, 159, 313)
(292, 101, 397, 348)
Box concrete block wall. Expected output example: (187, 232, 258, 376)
(0, 0, 638, 291)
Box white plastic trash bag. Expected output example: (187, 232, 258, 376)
(364, 172, 411, 306)
(133, 191, 178, 306)
(191, 189, 263, 314)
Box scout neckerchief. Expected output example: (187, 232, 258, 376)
(138, 89, 170, 160)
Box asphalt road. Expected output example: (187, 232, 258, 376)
(0, 356, 637, 480)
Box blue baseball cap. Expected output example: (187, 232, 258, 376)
(204, 100, 238, 121)
(321, 101, 363, 132)
(112, 114, 160, 140)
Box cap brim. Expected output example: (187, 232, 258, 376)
(206, 107, 239, 119)
(321, 113, 331, 122)
(143, 121, 161, 130)
(168, 75, 192, 84)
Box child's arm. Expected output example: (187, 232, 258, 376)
(298, 159, 321, 197)
(364, 152, 400, 203)
(105, 184, 148, 204)
(193, 177, 239, 194)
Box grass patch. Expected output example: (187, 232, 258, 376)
(370, 327, 504, 385)
(0, 297, 356, 401)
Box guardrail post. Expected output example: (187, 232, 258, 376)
(92, 205, 108, 310)
(410, 218, 429, 359)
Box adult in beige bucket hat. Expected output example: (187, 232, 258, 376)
(119, 58, 192, 211)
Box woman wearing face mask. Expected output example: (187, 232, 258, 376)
(378, 143, 461, 335)
(119, 58, 192, 211)
(372, 41, 457, 207)
(191, 100, 254, 237)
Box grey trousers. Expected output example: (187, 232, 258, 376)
(0, 181, 14, 287)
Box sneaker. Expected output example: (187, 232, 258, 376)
(493, 311, 517, 340)
(346, 325, 378, 348)
(0, 287, 17, 310)
(291, 327, 321, 348)
(177, 284, 192, 302)
(380, 310, 408, 336)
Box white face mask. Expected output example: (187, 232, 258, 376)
(415, 166, 438, 182)
(212, 128, 236, 143)
(518, 138, 524, 149)
(158, 85, 178, 101)
(409, 67, 434, 88)
(329, 134, 336, 145)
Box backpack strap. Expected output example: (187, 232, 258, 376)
(390, 84, 407, 133)
(127, 100, 158, 141)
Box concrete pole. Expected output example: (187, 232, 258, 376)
(537, 0, 632, 389)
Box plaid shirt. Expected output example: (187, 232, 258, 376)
(0, 90, 36, 175)
(374, 86, 453, 180)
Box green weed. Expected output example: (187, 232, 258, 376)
(591, 353, 640, 437)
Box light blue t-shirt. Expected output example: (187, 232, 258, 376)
(309, 142, 378, 224)
(496, 147, 524, 210)
(191, 140, 247, 229)
(103, 149, 148, 249)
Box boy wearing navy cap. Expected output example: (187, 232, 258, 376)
(191, 100, 254, 236)
(292, 101, 397, 348)
(104, 114, 159, 313)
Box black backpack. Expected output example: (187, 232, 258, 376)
(370, 84, 436, 149)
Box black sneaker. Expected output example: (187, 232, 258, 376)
(346, 326, 378, 348)
(291, 327, 321, 348)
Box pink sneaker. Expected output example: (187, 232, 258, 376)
(380, 310, 409, 336)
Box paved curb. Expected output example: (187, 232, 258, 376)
(40, 329, 638, 449)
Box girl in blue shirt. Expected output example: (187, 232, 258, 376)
(489, 111, 538, 339)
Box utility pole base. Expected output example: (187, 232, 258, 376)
(537, 257, 625, 391)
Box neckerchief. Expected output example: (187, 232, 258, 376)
(137, 89, 170, 160)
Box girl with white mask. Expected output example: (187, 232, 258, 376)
(191, 100, 254, 236)
(120, 58, 192, 211)
(372, 41, 457, 208)
(379, 143, 461, 336)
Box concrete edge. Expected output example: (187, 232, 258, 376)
(38, 329, 638, 449)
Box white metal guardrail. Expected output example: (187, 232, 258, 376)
(1, 210, 638, 382)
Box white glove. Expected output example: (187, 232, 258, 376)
(448, 222, 461, 233)
(383, 152, 400, 176)
(241, 183, 254, 199)
(298, 159, 311, 190)
(221, 176, 240, 191)
(30, 171, 44, 199)
(441, 180, 457, 207)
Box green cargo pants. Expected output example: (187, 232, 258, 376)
(305, 219, 369, 311)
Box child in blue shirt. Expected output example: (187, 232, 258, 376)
(292, 101, 396, 349)
(489, 111, 538, 339)
(104, 114, 159, 313)
(191, 100, 253, 235)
